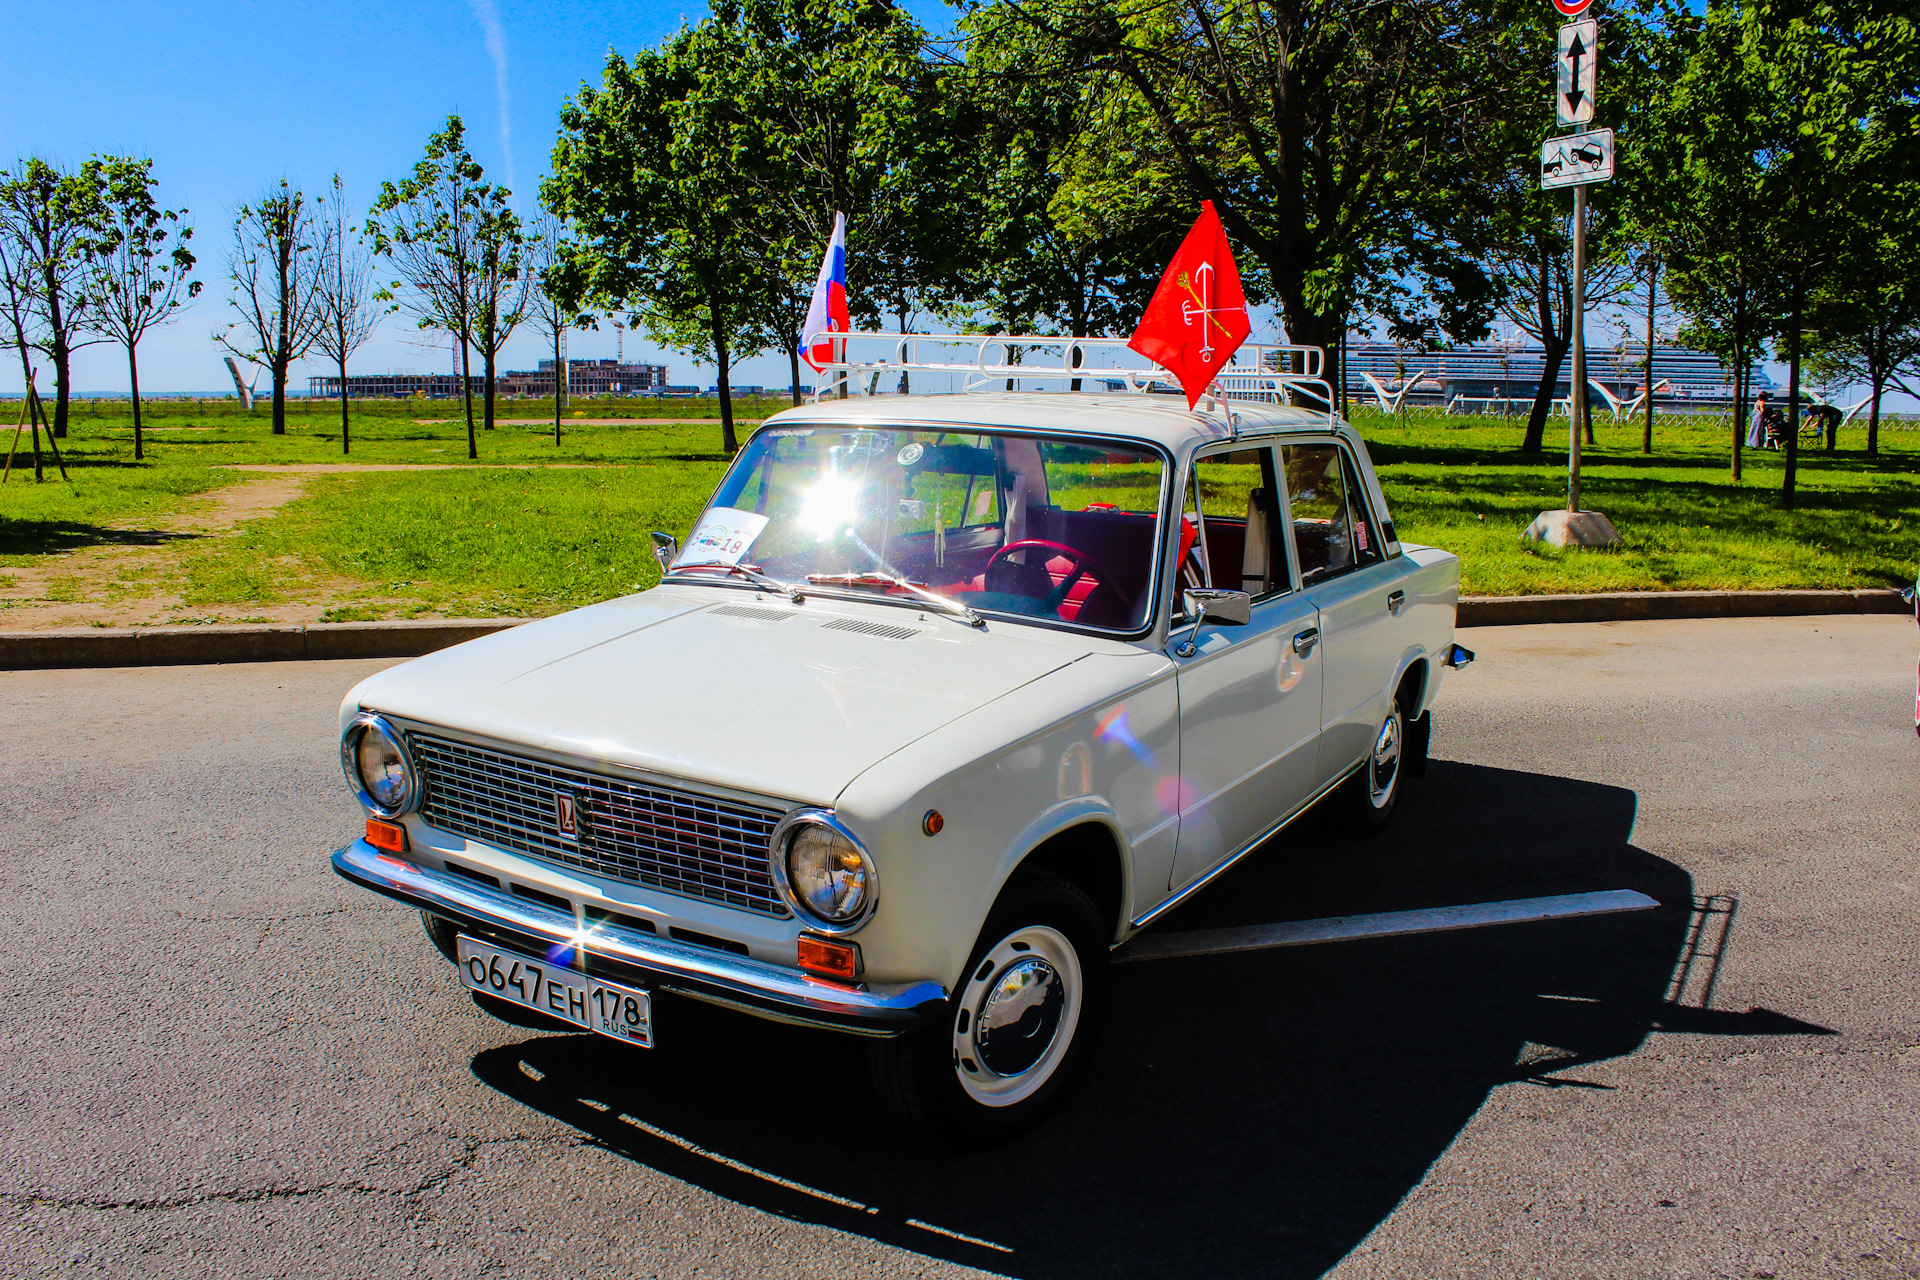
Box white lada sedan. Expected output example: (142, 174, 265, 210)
(333, 363, 1468, 1138)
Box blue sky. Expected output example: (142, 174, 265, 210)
(0, 0, 953, 395)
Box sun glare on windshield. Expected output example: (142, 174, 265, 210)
(673, 427, 1168, 632)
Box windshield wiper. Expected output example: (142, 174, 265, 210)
(669, 560, 803, 602)
(805, 571, 985, 628)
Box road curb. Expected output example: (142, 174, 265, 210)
(1458, 588, 1907, 627)
(0, 591, 1906, 669)
(0, 619, 527, 671)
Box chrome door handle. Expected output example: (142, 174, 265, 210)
(1386, 590, 1406, 614)
(1293, 627, 1320, 656)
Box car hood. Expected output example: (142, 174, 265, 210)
(345, 587, 1097, 805)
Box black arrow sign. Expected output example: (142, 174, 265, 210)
(1564, 33, 1589, 115)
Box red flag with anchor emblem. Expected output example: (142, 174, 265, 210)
(1128, 201, 1252, 408)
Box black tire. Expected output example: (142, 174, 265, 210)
(421, 910, 460, 963)
(869, 870, 1107, 1141)
(1343, 693, 1408, 834)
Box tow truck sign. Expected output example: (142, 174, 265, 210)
(1540, 127, 1614, 189)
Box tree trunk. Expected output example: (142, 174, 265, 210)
(128, 343, 144, 461)
(1867, 373, 1882, 458)
(460, 339, 477, 460)
(271, 359, 288, 435)
(553, 327, 563, 447)
(709, 304, 738, 456)
(339, 352, 351, 455)
(788, 345, 804, 407)
(30, 383, 45, 482)
(51, 339, 70, 438)
(1782, 282, 1801, 509)
(1521, 337, 1570, 454)
(1730, 325, 1745, 482)
(1642, 259, 1656, 455)
(483, 345, 497, 433)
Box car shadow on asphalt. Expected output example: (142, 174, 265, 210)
(469, 761, 1830, 1279)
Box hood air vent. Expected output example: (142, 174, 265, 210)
(822, 618, 922, 641)
(709, 604, 796, 622)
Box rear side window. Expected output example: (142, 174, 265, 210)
(1281, 443, 1383, 585)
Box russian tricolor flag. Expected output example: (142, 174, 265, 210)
(798, 211, 849, 373)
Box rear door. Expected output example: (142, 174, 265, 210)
(1169, 445, 1323, 891)
(1280, 440, 1404, 786)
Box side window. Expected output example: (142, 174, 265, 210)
(1283, 443, 1379, 585)
(1191, 447, 1287, 597)
(1340, 450, 1385, 568)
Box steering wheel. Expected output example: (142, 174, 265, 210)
(985, 539, 1132, 616)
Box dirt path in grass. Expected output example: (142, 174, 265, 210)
(412, 417, 762, 426)
(0, 464, 600, 631)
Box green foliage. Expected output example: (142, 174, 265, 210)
(972, 0, 1540, 350)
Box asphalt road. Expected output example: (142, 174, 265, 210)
(3, 614, 1916, 1279)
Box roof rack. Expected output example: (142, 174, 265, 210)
(802, 332, 1335, 426)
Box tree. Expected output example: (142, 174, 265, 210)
(369, 117, 508, 461)
(525, 213, 589, 446)
(312, 176, 383, 456)
(981, 0, 1529, 363)
(1484, 173, 1635, 453)
(469, 187, 530, 442)
(547, 41, 780, 454)
(0, 157, 109, 439)
(1808, 266, 1920, 458)
(717, 0, 966, 402)
(1659, 0, 1918, 504)
(956, 9, 1185, 354)
(0, 222, 50, 479)
(1653, 3, 1781, 483)
(86, 158, 199, 462)
(217, 180, 325, 435)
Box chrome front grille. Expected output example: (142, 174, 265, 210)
(408, 731, 791, 917)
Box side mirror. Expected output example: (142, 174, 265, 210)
(650, 531, 679, 573)
(1174, 588, 1251, 658)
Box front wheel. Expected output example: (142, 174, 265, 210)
(868, 871, 1106, 1140)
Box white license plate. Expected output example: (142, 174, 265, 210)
(456, 935, 653, 1048)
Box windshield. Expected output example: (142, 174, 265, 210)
(671, 425, 1168, 632)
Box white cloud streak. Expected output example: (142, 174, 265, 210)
(467, 0, 515, 192)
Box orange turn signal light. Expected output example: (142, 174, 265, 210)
(365, 817, 409, 853)
(796, 935, 860, 982)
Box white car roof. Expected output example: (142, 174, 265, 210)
(759, 391, 1344, 458)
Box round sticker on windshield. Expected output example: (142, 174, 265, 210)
(897, 443, 925, 466)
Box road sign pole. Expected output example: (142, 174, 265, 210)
(1569, 182, 1587, 513)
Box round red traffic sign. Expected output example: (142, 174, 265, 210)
(1553, 0, 1593, 13)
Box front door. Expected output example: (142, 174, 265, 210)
(1170, 446, 1325, 891)
(1282, 441, 1402, 785)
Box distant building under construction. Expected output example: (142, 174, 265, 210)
(500, 359, 668, 397)
(310, 358, 669, 400)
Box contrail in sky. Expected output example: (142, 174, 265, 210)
(467, 0, 515, 192)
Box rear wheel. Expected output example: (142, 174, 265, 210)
(869, 871, 1106, 1140)
(1344, 697, 1406, 833)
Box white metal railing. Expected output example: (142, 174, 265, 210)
(800, 331, 1334, 425)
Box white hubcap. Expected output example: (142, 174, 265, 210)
(1368, 710, 1403, 808)
(951, 925, 1082, 1107)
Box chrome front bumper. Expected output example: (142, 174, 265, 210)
(332, 839, 946, 1037)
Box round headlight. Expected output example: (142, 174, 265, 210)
(770, 811, 875, 932)
(342, 713, 416, 818)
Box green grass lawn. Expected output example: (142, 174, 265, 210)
(3, 396, 1915, 623)
(1359, 409, 1920, 595)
